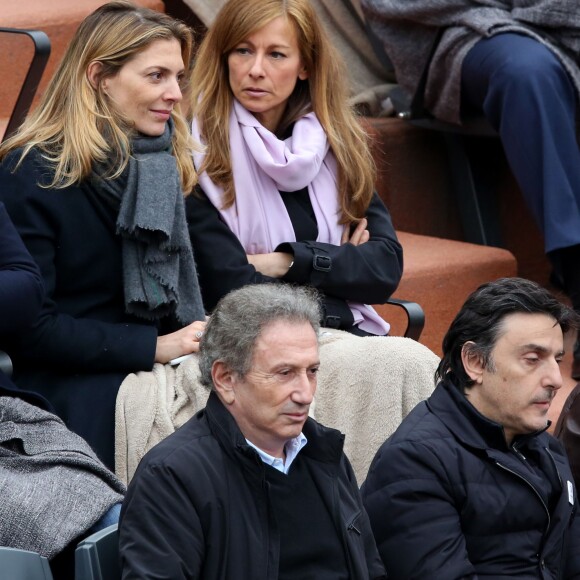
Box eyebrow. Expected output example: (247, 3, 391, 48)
(237, 40, 292, 50)
(144, 65, 185, 74)
(519, 343, 565, 358)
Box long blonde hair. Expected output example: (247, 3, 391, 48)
(190, 0, 375, 222)
(0, 1, 196, 192)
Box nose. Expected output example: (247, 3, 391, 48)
(249, 54, 266, 78)
(291, 371, 316, 406)
(164, 77, 183, 104)
(545, 358, 563, 392)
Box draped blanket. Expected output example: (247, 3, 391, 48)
(0, 397, 125, 558)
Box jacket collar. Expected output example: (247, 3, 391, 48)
(427, 379, 548, 452)
(204, 390, 345, 466)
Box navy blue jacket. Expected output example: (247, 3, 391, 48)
(120, 391, 386, 580)
(0, 149, 170, 468)
(362, 380, 580, 579)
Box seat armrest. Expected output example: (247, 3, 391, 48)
(0, 28, 51, 142)
(386, 298, 425, 341)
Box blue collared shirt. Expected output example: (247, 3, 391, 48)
(245, 433, 308, 474)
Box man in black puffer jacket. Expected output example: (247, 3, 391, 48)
(362, 277, 580, 579)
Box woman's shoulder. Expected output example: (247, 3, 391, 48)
(0, 147, 83, 198)
(1, 147, 55, 188)
(0, 147, 88, 226)
(2, 145, 45, 169)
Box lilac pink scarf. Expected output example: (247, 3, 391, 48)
(192, 100, 389, 335)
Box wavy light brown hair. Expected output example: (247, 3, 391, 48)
(0, 1, 197, 192)
(190, 0, 375, 222)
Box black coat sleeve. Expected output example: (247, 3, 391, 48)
(120, 463, 204, 579)
(361, 440, 478, 580)
(0, 152, 157, 373)
(186, 188, 403, 313)
(0, 202, 45, 334)
(277, 192, 403, 304)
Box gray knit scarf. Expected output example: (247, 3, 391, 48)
(91, 120, 205, 326)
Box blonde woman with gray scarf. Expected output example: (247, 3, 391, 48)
(0, 1, 206, 470)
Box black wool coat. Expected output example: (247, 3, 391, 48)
(0, 149, 175, 468)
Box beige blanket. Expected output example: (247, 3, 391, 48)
(183, 0, 395, 116)
(116, 330, 439, 485)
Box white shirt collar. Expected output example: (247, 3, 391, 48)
(245, 433, 308, 474)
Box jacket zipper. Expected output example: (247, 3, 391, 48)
(495, 460, 550, 534)
(495, 460, 551, 576)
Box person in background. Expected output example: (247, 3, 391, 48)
(362, 277, 580, 579)
(0, 202, 125, 579)
(120, 284, 386, 580)
(0, 1, 206, 469)
(362, 0, 580, 378)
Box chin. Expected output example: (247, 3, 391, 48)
(137, 124, 166, 137)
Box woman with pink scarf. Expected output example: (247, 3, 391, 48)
(186, 0, 403, 337)
(185, 0, 440, 482)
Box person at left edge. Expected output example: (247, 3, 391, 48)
(0, 1, 206, 469)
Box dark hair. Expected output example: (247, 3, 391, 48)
(198, 284, 321, 388)
(436, 277, 579, 389)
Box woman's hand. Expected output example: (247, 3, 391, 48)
(341, 218, 369, 246)
(155, 319, 207, 364)
(247, 251, 293, 277)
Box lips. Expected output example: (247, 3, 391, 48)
(243, 87, 269, 97)
(284, 410, 308, 422)
(150, 109, 171, 120)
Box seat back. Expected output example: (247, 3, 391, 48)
(75, 524, 121, 580)
(0, 546, 53, 580)
(0, 28, 50, 143)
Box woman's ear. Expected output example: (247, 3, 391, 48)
(461, 341, 485, 384)
(87, 61, 104, 91)
(298, 64, 308, 81)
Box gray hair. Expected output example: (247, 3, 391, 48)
(199, 284, 321, 387)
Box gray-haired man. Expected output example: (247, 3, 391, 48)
(119, 284, 385, 580)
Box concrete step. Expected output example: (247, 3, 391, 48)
(0, 0, 164, 136)
(375, 231, 517, 355)
(363, 116, 550, 288)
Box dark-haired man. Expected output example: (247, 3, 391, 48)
(362, 277, 580, 579)
(120, 283, 386, 580)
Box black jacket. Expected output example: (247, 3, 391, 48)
(120, 391, 386, 580)
(362, 380, 580, 579)
(186, 186, 402, 331)
(0, 149, 170, 467)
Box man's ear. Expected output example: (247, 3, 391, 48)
(87, 61, 104, 91)
(211, 360, 237, 405)
(461, 341, 485, 385)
